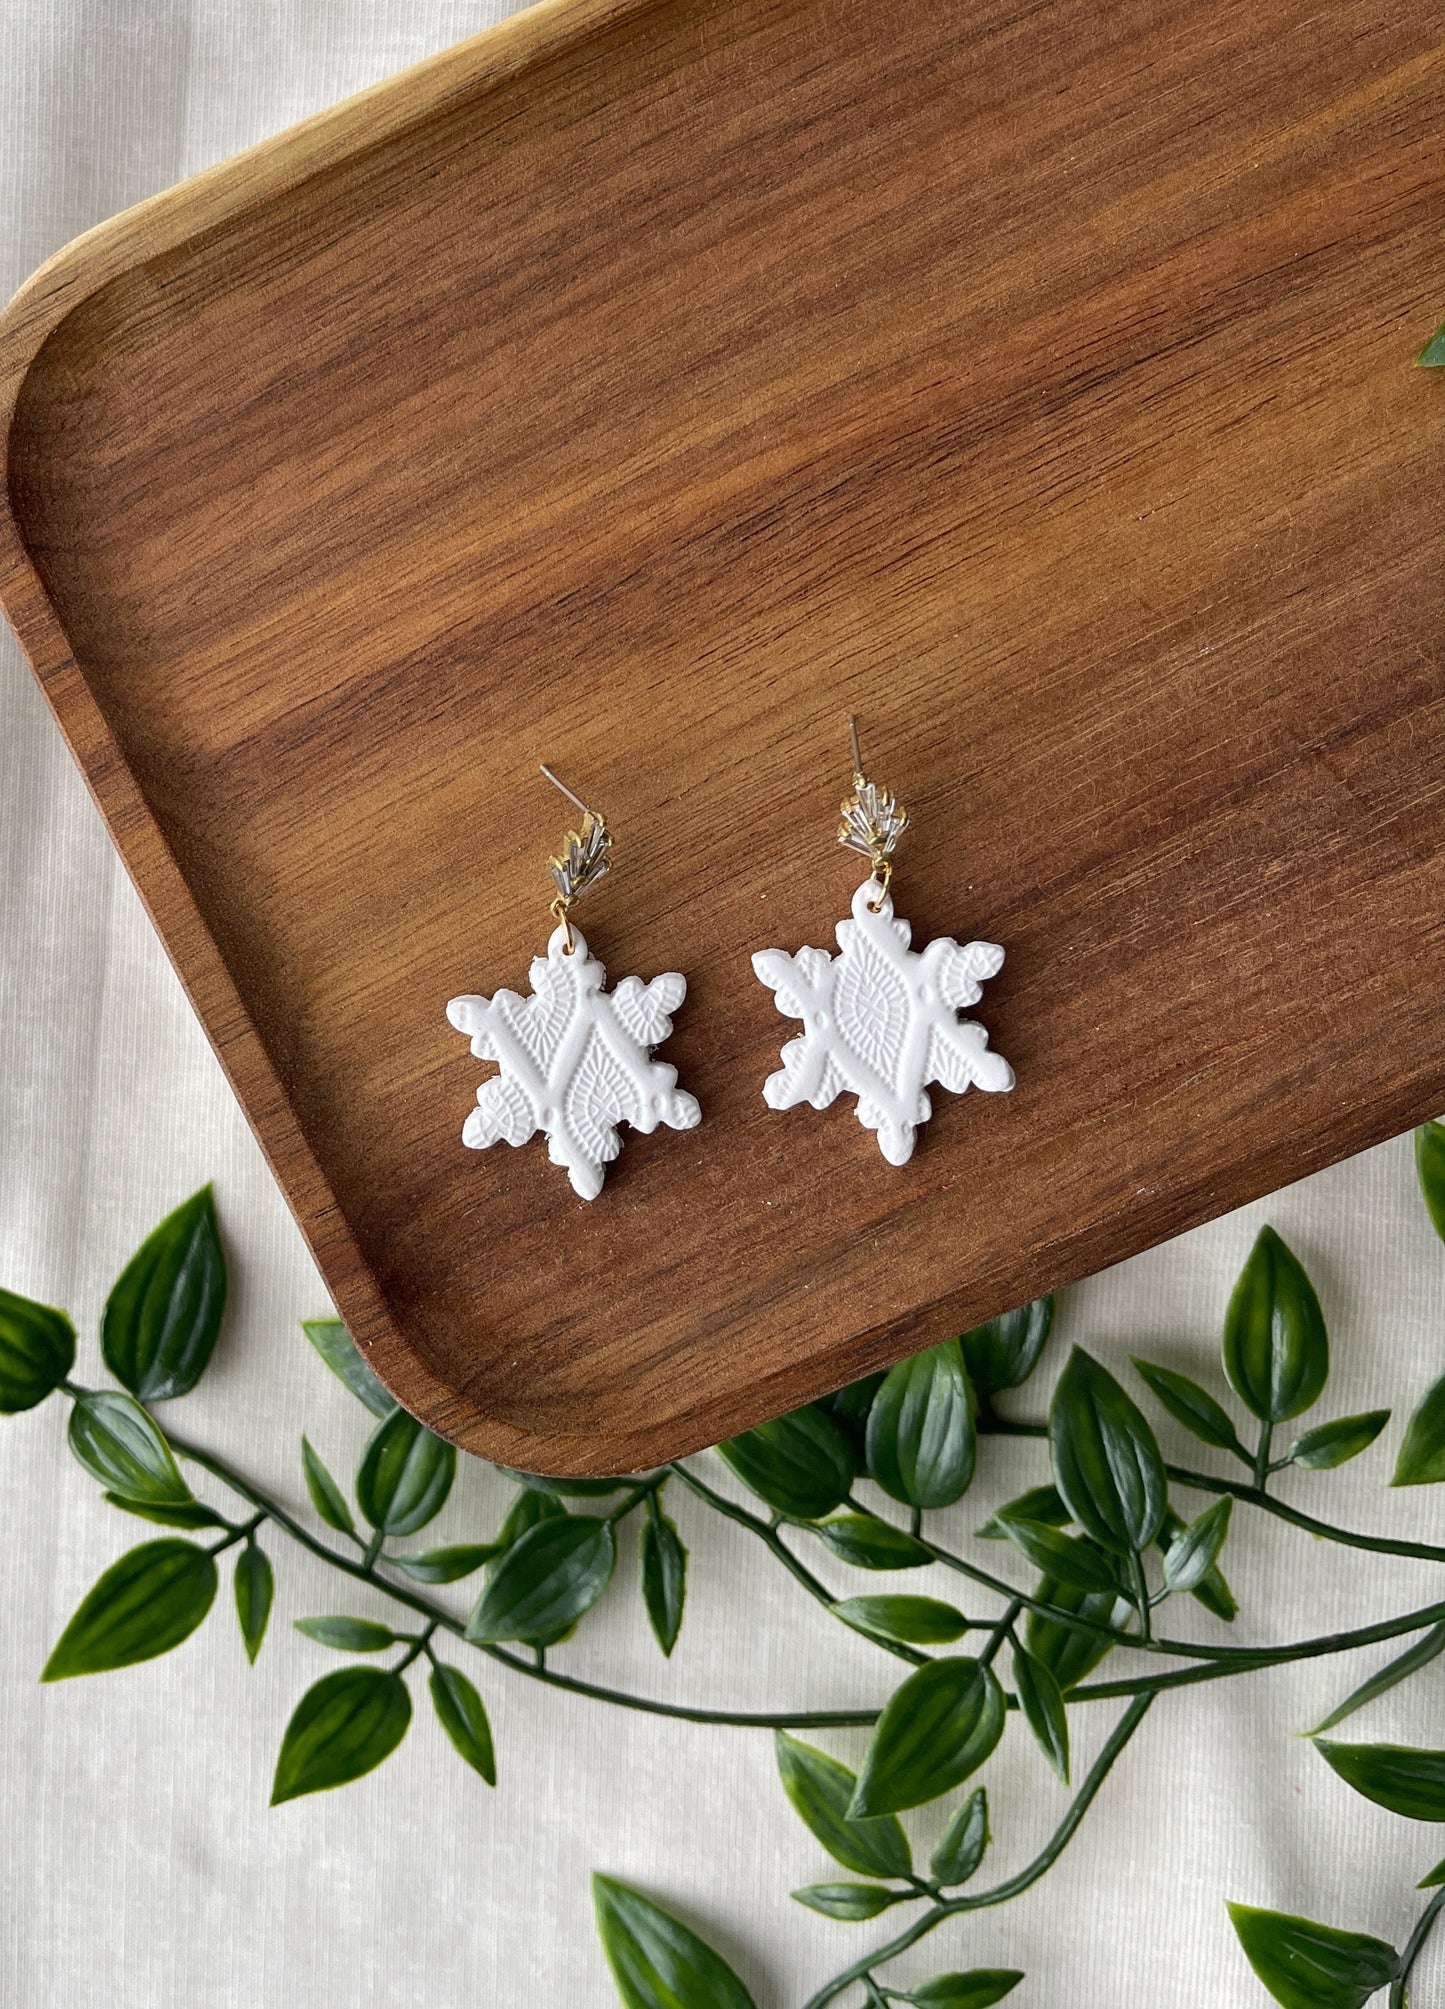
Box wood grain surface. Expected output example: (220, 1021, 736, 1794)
(2, 0, 1443, 1473)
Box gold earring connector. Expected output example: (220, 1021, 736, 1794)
(838, 715, 908, 910)
(540, 765, 611, 954)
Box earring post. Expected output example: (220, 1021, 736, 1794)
(848, 714, 864, 779)
(539, 764, 592, 816)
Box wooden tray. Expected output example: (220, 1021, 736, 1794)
(3, 0, 1443, 1475)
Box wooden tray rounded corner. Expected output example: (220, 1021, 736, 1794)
(3, 0, 1445, 1474)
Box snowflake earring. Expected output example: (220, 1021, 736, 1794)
(446, 767, 700, 1201)
(751, 718, 1014, 1165)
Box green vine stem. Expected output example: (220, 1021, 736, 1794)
(802, 1694, 1155, 2009)
(1389, 1884, 1445, 2008)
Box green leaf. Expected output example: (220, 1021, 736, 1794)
(814, 1514, 933, 1570)
(851, 1657, 1005, 1817)
(497, 1466, 632, 1498)
(1227, 1902, 1398, 2009)
(820, 1373, 886, 1471)
(1394, 1371, 1445, 1486)
(1417, 322, 1445, 369)
(775, 1732, 911, 1879)
(466, 1515, 616, 1645)
(791, 1882, 899, 1920)
(930, 1789, 989, 1885)
(1162, 1497, 1233, 1595)
(832, 1596, 971, 1647)
(295, 1615, 400, 1653)
(41, 1539, 217, 1680)
(639, 1499, 687, 1657)
(1418, 1856, 1445, 1889)
(1314, 1740, 1445, 1821)
(960, 1297, 1054, 1393)
(102, 1492, 225, 1529)
(271, 1667, 412, 1804)
(234, 1542, 273, 1664)
(867, 1340, 976, 1510)
(1287, 1412, 1389, 1471)
(1049, 1348, 1166, 1554)
(494, 1486, 568, 1547)
(1012, 1645, 1070, 1782)
(715, 1406, 854, 1520)
(301, 1436, 356, 1535)
(429, 1663, 496, 1784)
(390, 1543, 499, 1584)
(1024, 1570, 1133, 1690)
(1308, 1623, 1445, 1737)
(1131, 1359, 1247, 1458)
(1222, 1227, 1329, 1424)
(977, 1484, 1070, 1539)
(900, 1976, 1023, 2009)
(0, 1286, 75, 1412)
(993, 1515, 1121, 1594)
(68, 1390, 191, 1505)
(355, 1409, 455, 1535)
(1155, 1507, 1237, 1622)
(101, 1186, 227, 1401)
(593, 1875, 757, 2009)
(302, 1317, 394, 1417)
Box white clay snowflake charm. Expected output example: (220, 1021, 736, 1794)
(752, 879, 1014, 1165)
(753, 719, 1012, 1164)
(447, 923, 700, 1200)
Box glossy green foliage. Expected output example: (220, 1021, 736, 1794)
(493, 1486, 567, 1548)
(234, 1543, 273, 1663)
(1393, 1371, 1445, 1487)
(355, 1409, 455, 1535)
(1227, 1902, 1397, 2009)
(42, 1538, 217, 1680)
(1162, 1498, 1232, 1595)
(102, 1187, 226, 1401)
(716, 1406, 854, 1521)
(1222, 1228, 1328, 1424)
(103, 1493, 223, 1529)
(1012, 1645, 1069, 1781)
(466, 1515, 615, 1646)
(593, 1875, 757, 2009)
(271, 1667, 412, 1804)
(1309, 1624, 1445, 1737)
(993, 1514, 1120, 1594)
(1287, 1413, 1389, 1471)
(792, 1883, 898, 1920)
(1131, 1359, 1246, 1458)
(930, 1789, 989, 1886)
(1418, 323, 1445, 367)
(1315, 1740, 1445, 1821)
(899, 1976, 1023, 2009)
(639, 1498, 687, 1656)
(819, 1373, 885, 1471)
(302, 1316, 394, 1416)
(977, 1484, 1069, 1539)
(832, 1596, 970, 1647)
(429, 1663, 495, 1784)
(1049, 1349, 1166, 1554)
(295, 1615, 399, 1652)
(391, 1544, 499, 1584)
(959, 1297, 1054, 1394)
(775, 1732, 911, 1879)
(1417, 1122, 1445, 1236)
(498, 1467, 632, 1498)
(851, 1658, 1005, 1817)
(300, 1436, 355, 1535)
(1024, 1570, 1133, 1691)
(0, 1286, 75, 1412)
(814, 1514, 932, 1571)
(69, 1390, 191, 1505)
(867, 1341, 975, 1510)
(1155, 1507, 1237, 1622)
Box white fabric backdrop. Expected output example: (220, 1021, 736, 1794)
(4, 7, 1445, 2004)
